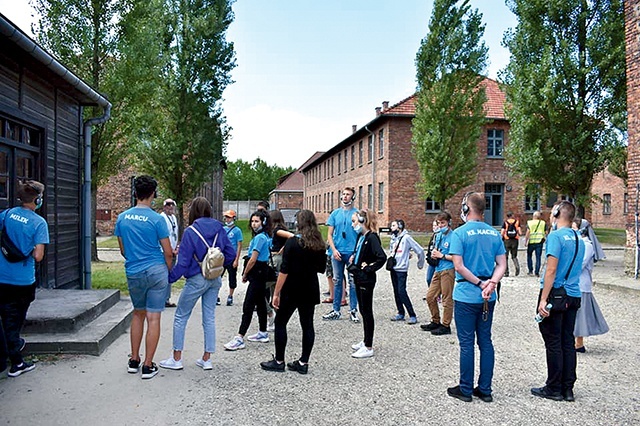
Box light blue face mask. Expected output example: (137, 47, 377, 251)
(353, 224, 363, 234)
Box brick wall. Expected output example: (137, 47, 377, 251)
(626, 0, 640, 272)
(96, 166, 136, 235)
(590, 168, 627, 229)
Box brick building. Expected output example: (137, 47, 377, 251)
(589, 168, 627, 229)
(301, 78, 534, 232)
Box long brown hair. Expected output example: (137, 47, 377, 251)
(358, 209, 377, 233)
(296, 210, 324, 251)
(188, 197, 212, 225)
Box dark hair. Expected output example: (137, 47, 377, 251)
(257, 200, 270, 210)
(270, 209, 286, 232)
(296, 210, 325, 251)
(554, 200, 576, 221)
(249, 210, 272, 236)
(17, 180, 44, 204)
(134, 175, 157, 200)
(435, 211, 452, 222)
(506, 211, 514, 218)
(188, 197, 212, 225)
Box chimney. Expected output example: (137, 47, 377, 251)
(382, 101, 389, 111)
(375, 107, 382, 116)
(352, 125, 357, 134)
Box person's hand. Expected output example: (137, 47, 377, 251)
(537, 300, 550, 318)
(333, 251, 342, 261)
(481, 280, 496, 300)
(233, 259, 238, 268)
(242, 275, 248, 283)
(432, 248, 442, 259)
(272, 294, 280, 310)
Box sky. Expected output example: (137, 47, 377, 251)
(0, 0, 517, 169)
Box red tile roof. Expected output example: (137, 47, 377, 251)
(382, 77, 506, 120)
(275, 151, 325, 191)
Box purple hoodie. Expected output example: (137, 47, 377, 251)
(168, 217, 236, 283)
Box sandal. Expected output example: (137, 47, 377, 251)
(322, 298, 333, 304)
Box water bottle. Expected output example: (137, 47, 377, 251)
(534, 303, 553, 323)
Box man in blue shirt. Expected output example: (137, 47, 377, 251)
(114, 175, 173, 380)
(447, 192, 506, 403)
(323, 187, 359, 322)
(0, 180, 49, 378)
(531, 201, 584, 402)
(223, 209, 243, 306)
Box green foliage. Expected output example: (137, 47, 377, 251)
(224, 159, 295, 200)
(608, 144, 627, 184)
(501, 0, 626, 210)
(412, 0, 488, 209)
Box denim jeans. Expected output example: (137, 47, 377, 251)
(390, 270, 415, 317)
(454, 300, 496, 396)
(426, 265, 435, 287)
(172, 274, 222, 354)
(332, 254, 357, 313)
(527, 243, 543, 275)
(0, 283, 36, 368)
(127, 263, 168, 313)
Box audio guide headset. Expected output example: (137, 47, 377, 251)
(461, 192, 473, 215)
(395, 219, 405, 230)
(357, 210, 366, 223)
(552, 200, 571, 218)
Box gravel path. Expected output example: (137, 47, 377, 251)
(1, 250, 639, 425)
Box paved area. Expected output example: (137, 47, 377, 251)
(1, 248, 639, 425)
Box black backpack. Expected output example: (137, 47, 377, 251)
(505, 220, 518, 239)
(1, 209, 31, 263)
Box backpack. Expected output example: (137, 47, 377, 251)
(505, 219, 518, 239)
(1, 209, 31, 263)
(189, 226, 225, 279)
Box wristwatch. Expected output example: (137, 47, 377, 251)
(476, 280, 483, 286)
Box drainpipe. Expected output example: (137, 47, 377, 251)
(364, 126, 375, 220)
(82, 104, 111, 289)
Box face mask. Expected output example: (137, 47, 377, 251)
(225, 220, 234, 226)
(353, 224, 363, 234)
(392, 229, 399, 235)
(253, 225, 263, 233)
(342, 198, 353, 206)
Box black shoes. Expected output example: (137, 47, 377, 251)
(563, 389, 575, 402)
(287, 360, 309, 375)
(420, 322, 440, 331)
(473, 387, 493, 402)
(575, 346, 586, 353)
(431, 325, 452, 335)
(141, 363, 159, 379)
(8, 361, 36, 377)
(260, 358, 285, 372)
(447, 385, 472, 402)
(127, 358, 140, 374)
(531, 386, 563, 401)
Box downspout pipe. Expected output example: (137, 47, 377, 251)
(364, 126, 376, 223)
(83, 104, 111, 289)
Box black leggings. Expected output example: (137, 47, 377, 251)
(238, 275, 268, 336)
(355, 283, 375, 347)
(274, 301, 315, 363)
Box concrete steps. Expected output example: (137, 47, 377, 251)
(22, 289, 133, 356)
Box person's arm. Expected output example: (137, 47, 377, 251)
(271, 271, 288, 310)
(33, 244, 45, 262)
(482, 253, 507, 299)
(538, 255, 558, 318)
(117, 237, 125, 258)
(327, 225, 340, 260)
(160, 237, 173, 270)
(275, 229, 294, 239)
(242, 250, 259, 282)
(408, 236, 425, 269)
(234, 241, 242, 269)
(524, 227, 530, 246)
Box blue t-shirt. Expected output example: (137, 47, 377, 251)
(327, 206, 358, 255)
(224, 225, 243, 251)
(114, 206, 170, 275)
(434, 228, 454, 272)
(0, 207, 49, 285)
(449, 220, 505, 303)
(539, 227, 584, 298)
(248, 232, 271, 262)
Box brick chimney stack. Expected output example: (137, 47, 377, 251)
(375, 107, 381, 116)
(382, 101, 389, 111)
(352, 125, 357, 133)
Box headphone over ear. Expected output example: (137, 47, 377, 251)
(262, 215, 267, 226)
(357, 212, 365, 223)
(34, 194, 43, 206)
(552, 201, 566, 218)
(461, 192, 473, 215)
(395, 219, 405, 230)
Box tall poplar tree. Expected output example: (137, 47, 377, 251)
(501, 0, 626, 209)
(412, 0, 488, 209)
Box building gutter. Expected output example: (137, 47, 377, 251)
(0, 14, 112, 289)
(364, 126, 376, 216)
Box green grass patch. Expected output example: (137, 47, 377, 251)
(593, 228, 625, 246)
(97, 236, 120, 249)
(91, 261, 185, 296)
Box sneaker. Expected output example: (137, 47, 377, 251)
(351, 341, 365, 351)
(267, 314, 276, 332)
(473, 387, 493, 403)
(351, 346, 374, 359)
(407, 316, 418, 325)
(322, 310, 341, 320)
(530, 386, 563, 401)
(420, 322, 441, 331)
(159, 357, 183, 370)
(226, 295, 233, 306)
(447, 385, 472, 402)
(390, 314, 405, 321)
(247, 331, 269, 343)
(216, 297, 221, 306)
(141, 363, 159, 379)
(287, 360, 309, 375)
(260, 357, 285, 372)
(431, 325, 452, 335)
(128, 358, 141, 374)
(196, 358, 213, 370)
(8, 361, 36, 377)
(350, 310, 359, 323)
(224, 336, 246, 351)
(527, 271, 534, 276)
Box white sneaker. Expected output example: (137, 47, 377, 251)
(351, 341, 365, 351)
(195, 358, 213, 370)
(351, 346, 374, 359)
(224, 336, 246, 351)
(350, 309, 359, 323)
(247, 331, 270, 343)
(159, 357, 183, 370)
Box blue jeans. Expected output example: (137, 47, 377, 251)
(172, 274, 222, 354)
(127, 263, 168, 313)
(454, 300, 496, 396)
(527, 243, 543, 275)
(390, 270, 415, 317)
(426, 265, 435, 287)
(332, 254, 357, 312)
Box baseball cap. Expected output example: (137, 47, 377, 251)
(223, 209, 236, 218)
(164, 198, 176, 206)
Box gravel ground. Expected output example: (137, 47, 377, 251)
(1, 250, 639, 425)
